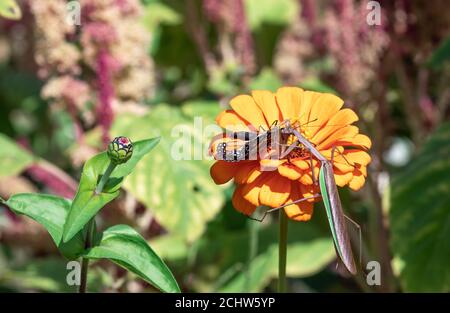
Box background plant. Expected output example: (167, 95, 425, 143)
(0, 0, 449, 292)
(1, 136, 180, 293)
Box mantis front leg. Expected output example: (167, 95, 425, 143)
(248, 194, 321, 222)
(277, 142, 318, 186)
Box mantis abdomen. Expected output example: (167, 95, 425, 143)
(319, 161, 357, 275)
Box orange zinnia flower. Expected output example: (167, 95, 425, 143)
(209, 87, 371, 222)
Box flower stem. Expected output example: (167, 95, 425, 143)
(95, 162, 116, 194)
(278, 209, 288, 293)
(79, 218, 95, 293)
(245, 218, 259, 292)
(79, 161, 116, 293)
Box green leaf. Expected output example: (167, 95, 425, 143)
(142, 2, 181, 29)
(141, 2, 182, 55)
(249, 68, 282, 91)
(83, 224, 180, 293)
(0, 133, 33, 177)
(150, 234, 189, 261)
(208, 70, 240, 96)
(0, 0, 21, 20)
(245, 0, 297, 30)
(390, 122, 450, 292)
(4, 193, 84, 259)
(112, 105, 225, 242)
(181, 100, 222, 122)
(63, 138, 160, 242)
(428, 37, 450, 70)
(299, 77, 337, 94)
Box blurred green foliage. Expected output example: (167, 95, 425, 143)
(390, 122, 450, 292)
(0, 0, 21, 20)
(112, 104, 225, 242)
(0, 134, 33, 177)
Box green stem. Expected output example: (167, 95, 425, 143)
(79, 219, 95, 293)
(79, 258, 89, 293)
(79, 161, 116, 293)
(278, 209, 288, 293)
(95, 162, 116, 194)
(245, 218, 259, 292)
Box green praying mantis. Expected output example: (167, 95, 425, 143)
(215, 119, 363, 275)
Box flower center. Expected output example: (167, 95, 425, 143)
(281, 126, 314, 161)
(301, 127, 312, 139)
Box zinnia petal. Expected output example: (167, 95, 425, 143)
(291, 159, 312, 170)
(320, 147, 344, 161)
(242, 173, 267, 206)
(252, 90, 280, 126)
(343, 149, 372, 166)
(216, 110, 251, 131)
(232, 185, 257, 215)
(311, 108, 359, 145)
(285, 201, 314, 221)
(230, 95, 268, 129)
(210, 161, 238, 184)
(275, 87, 302, 121)
(316, 125, 359, 150)
(235, 162, 261, 184)
(333, 161, 355, 173)
(259, 174, 291, 207)
(299, 90, 322, 126)
(334, 169, 354, 187)
(353, 134, 372, 149)
(299, 172, 314, 185)
(283, 183, 314, 221)
(308, 93, 344, 138)
(349, 167, 366, 191)
(278, 163, 302, 180)
(331, 134, 372, 150)
(359, 165, 368, 177)
(260, 159, 286, 171)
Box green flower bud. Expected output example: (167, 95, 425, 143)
(107, 136, 133, 165)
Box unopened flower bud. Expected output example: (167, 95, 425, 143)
(107, 136, 133, 165)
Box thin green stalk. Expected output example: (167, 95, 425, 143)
(245, 218, 259, 292)
(95, 162, 116, 194)
(278, 209, 288, 293)
(79, 219, 95, 293)
(79, 258, 89, 293)
(79, 161, 116, 293)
